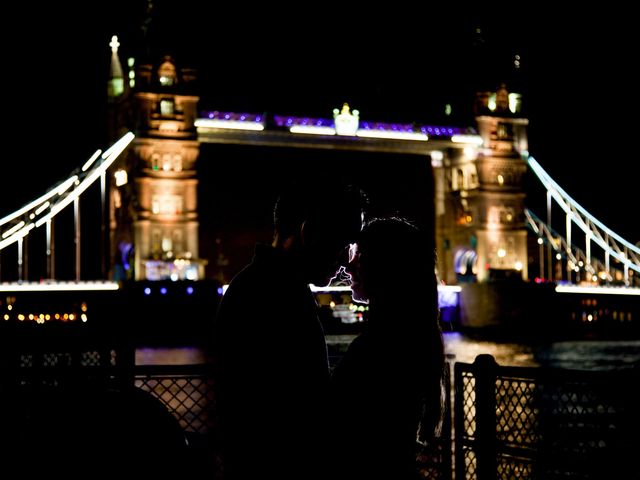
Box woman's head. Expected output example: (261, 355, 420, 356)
(346, 216, 435, 305)
(347, 216, 445, 439)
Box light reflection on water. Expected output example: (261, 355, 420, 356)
(135, 346, 211, 365)
(444, 332, 537, 367)
(443, 332, 640, 371)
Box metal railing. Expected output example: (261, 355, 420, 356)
(4, 338, 639, 479)
(454, 354, 638, 479)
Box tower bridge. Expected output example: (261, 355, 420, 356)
(0, 39, 638, 334)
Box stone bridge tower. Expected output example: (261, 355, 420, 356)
(108, 48, 204, 282)
(473, 84, 529, 281)
(128, 56, 204, 281)
(438, 84, 528, 283)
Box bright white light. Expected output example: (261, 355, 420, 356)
(528, 156, 640, 272)
(356, 130, 428, 141)
(0, 175, 76, 228)
(290, 126, 336, 135)
(0, 282, 120, 292)
(0, 223, 35, 249)
(333, 103, 359, 135)
(430, 151, 444, 168)
(109, 35, 120, 53)
(514, 261, 523, 271)
(309, 285, 352, 292)
(35, 201, 50, 216)
(81, 150, 102, 172)
(114, 169, 128, 187)
(438, 285, 462, 293)
(508, 93, 522, 114)
(497, 248, 506, 258)
(57, 176, 78, 195)
(555, 285, 640, 296)
(195, 119, 264, 131)
(2, 221, 25, 239)
(451, 134, 483, 145)
(537, 238, 544, 245)
(35, 132, 134, 228)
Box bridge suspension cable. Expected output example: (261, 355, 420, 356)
(0, 132, 135, 252)
(528, 156, 640, 284)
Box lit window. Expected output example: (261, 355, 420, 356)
(158, 57, 177, 86)
(162, 154, 172, 171)
(173, 155, 182, 172)
(172, 229, 183, 253)
(114, 169, 128, 186)
(160, 99, 174, 116)
(151, 194, 183, 215)
(152, 230, 161, 254)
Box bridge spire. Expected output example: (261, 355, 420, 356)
(108, 35, 124, 99)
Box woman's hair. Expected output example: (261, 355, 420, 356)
(357, 216, 436, 308)
(358, 216, 445, 441)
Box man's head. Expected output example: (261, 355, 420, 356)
(273, 178, 366, 286)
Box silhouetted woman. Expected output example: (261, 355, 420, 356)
(327, 216, 445, 480)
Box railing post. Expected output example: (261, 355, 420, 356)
(474, 354, 497, 480)
(17, 237, 23, 283)
(74, 196, 81, 281)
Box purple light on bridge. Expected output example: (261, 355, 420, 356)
(201, 111, 476, 137)
(273, 115, 334, 128)
(201, 111, 264, 124)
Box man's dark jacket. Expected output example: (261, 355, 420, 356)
(213, 244, 330, 480)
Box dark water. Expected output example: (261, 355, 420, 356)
(136, 334, 640, 372)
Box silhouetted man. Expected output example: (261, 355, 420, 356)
(213, 179, 365, 480)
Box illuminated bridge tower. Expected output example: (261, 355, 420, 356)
(130, 56, 204, 280)
(439, 84, 529, 284)
(473, 84, 529, 281)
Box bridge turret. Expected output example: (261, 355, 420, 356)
(109, 52, 204, 281)
(473, 84, 529, 282)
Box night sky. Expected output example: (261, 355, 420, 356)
(3, 3, 639, 252)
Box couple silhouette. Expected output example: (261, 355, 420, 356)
(213, 178, 445, 480)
